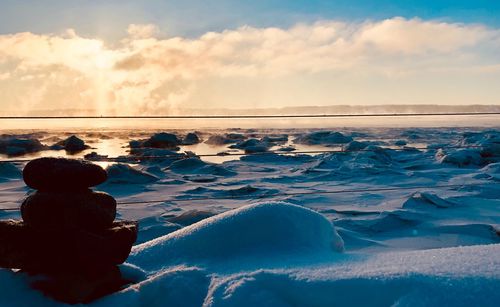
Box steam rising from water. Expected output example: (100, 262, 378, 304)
(1, 115, 499, 131)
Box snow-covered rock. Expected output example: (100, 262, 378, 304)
(182, 133, 201, 145)
(130, 133, 182, 150)
(436, 148, 483, 166)
(206, 133, 246, 145)
(294, 131, 353, 146)
(0, 137, 46, 156)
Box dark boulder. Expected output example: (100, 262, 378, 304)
(21, 190, 116, 231)
(55, 135, 89, 153)
(0, 220, 138, 272)
(206, 133, 246, 145)
(182, 132, 201, 145)
(23, 157, 107, 191)
(143, 133, 181, 149)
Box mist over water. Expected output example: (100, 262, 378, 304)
(1, 115, 499, 131)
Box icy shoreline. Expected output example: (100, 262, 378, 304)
(1, 127, 499, 305)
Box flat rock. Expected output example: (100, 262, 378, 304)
(21, 190, 116, 231)
(0, 220, 138, 272)
(23, 157, 107, 191)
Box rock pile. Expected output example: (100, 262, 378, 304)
(0, 157, 138, 304)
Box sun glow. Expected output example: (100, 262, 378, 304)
(94, 53, 114, 69)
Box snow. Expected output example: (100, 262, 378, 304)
(1, 127, 500, 306)
(204, 244, 500, 307)
(168, 157, 236, 176)
(0, 229, 498, 306)
(128, 202, 344, 272)
(0, 162, 21, 181)
(105, 163, 159, 184)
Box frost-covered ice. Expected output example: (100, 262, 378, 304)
(0, 127, 500, 306)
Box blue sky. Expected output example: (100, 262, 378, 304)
(1, 0, 500, 39)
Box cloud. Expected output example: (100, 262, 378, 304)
(0, 72, 10, 80)
(356, 17, 490, 54)
(0, 17, 499, 114)
(127, 24, 159, 39)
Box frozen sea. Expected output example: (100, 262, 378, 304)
(0, 116, 499, 306)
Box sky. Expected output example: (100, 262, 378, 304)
(0, 0, 499, 114)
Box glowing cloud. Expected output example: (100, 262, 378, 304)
(0, 17, 499, 114)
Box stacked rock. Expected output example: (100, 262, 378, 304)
(0, 157, 138, 304)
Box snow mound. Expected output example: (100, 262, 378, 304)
(105, 163, 159, 184)
(128, 202, 344, 271)
(294, 131, 352, 145)
(168, 157, 236, 176)
(402, 192, 458, 208)
(0, 162, 21, 181)
(436, 148, 483, 166)
(482, 162, 500, 180)
(95, 267, 210, 307)
(204, 244, 500, 307)
(344, 140, 368, 151)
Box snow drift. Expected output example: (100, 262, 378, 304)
(128, 202, 345, 271)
